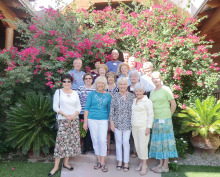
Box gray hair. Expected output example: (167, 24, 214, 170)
(129, 70, 140, 80)
(112, 49, 119, 54)
(117, 77, 128, 86)
(143, 62, 153, 68)
(151, 71, 162, 79)
(134, 82, 146, 93)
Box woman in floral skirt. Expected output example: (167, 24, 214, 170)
(149, 72, 178, 173)
(48, 74, 81, 176)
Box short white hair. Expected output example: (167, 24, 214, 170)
(112, 49, 119, 54)
(93, 76, 108, 90)
(129, 70, 140, 80)
(151, 71, 162, 79)
(134, 82, 146, 93)
(128, 56, 136, 62)
(117, 77, 128, 86)
(143, 62, 153, 68)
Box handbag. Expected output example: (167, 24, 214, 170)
(52, 89, 60, 131)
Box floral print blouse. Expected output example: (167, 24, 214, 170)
(109, 92, 135, 130)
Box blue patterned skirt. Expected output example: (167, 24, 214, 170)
(149, 119, 178, 159)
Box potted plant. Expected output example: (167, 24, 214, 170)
(176, 96, 220, 153)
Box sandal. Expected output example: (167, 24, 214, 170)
(135, 164, 142, 171)
(150, 165, 162, 171)
(123, 166, 129, 172)
(153, 167, 169, 173)
(101, 164, 108, 172)
(94, 162, 101, 170)
(140, 166, 148, 176)
(116, 165, 122, 171)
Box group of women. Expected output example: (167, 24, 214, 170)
(48, 61, 178, 176)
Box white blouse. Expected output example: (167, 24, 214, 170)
(131, 95, 154, 128)
(53, 89, 81, 120)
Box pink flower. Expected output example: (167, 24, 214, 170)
(46, 81, 54, 89)
(12, 167, 15, 170)
(49, 30, 56, 36)
(33, 68, 39, 75)
(57, 69, 63, 74)
(6, 66, 13, 71)
(80, 119, 84, 122)
(57, 57, 67, 61)
(173, 94, 179, 99)
(185, 70, 192, 75)
(196, 71, 202, 75)
(173, 85, 182, 91)
(1, 81, 3, 85)
(29, 24, 37, 31)
(182, 104, 187, 110)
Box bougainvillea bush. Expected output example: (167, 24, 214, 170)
(76, 1, 219, 108)
(0, 7, 115, 107)
(0, 0, 219, 109)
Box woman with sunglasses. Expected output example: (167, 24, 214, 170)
(49, 74, 81, 176)
(77, 73, 95, 154)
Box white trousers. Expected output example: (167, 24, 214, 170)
(115, 128, 131, 163)
(132, 126, 150, 160)
(88, 119, 108, 156)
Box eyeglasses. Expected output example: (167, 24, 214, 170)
(62, 81, 71, 83)
(85, 78, 92, 80)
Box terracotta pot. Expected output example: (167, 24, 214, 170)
(190, 133, 220, 154)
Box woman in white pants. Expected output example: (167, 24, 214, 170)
(83, 76, 111, 172)
(110, 77, 135, 172)
(132, 82, 154, 176)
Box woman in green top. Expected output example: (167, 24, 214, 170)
(149, 72, 178, 173)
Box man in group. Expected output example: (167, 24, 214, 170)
(105, 49, 122, 73)
(68, 58, 85, 90)
(123, 51, 131, 64)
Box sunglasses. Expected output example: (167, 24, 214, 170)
(62, 81, 71, 83)
(85, 78, 92, 80)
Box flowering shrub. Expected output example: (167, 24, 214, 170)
(77, 1, 219, 107)
(0, 0, 219, 109)
(0, 7, 115, 107)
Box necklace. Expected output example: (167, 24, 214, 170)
(62, 89, 72, 97)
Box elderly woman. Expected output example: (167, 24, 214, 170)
(127, 70, 140, 158)
(128, 70, 139, 94)
(132, 82, 154, 176)
(49, 74, 81, 176)
(77, 73, 95, 154)
(83, 76, 112, 172)
(106, 71, 119, 95)
(97, 64, 108, 77)
(91, 60, 101, 80)
(110, 77, 135, 172)
(140, 62, 155, 98)
(106, 71, 118, 155)
(149, 72, 178, 173)
(117, 63, 131, 86)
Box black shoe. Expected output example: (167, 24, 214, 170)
(63, 165, 74, 171)
(48, 171, 56, 176)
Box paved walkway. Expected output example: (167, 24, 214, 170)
(61, 151, 161, 177)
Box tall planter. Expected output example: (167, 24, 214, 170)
(190, 133, 220, 154)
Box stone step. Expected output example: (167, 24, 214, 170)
(61, 152, 161, 177)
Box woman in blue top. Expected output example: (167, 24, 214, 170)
(83, 76, 111, 172)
